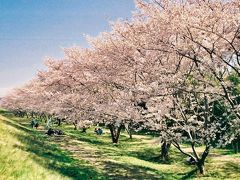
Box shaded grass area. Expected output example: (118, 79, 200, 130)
(0, 113, 105, 179)
(1, 109, 240, 179)
(14, 129, 103, 179)
(0, 115, 67, 180)
(46, 126, 178, 179)
(43, 121, 240, 179)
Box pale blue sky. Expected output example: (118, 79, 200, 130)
(0, 0, 135, 96)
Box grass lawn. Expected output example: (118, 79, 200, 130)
(0, 109, 239, 179)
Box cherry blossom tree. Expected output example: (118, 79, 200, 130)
(2, 0, 240, 174)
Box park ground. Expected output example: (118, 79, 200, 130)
(0, 109, 239, 180)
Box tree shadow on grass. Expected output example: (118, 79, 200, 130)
(3, 120, 105, 179)
(126, 146, 185, 165)
(101, 160, 177, 180)
(3, 118, 33, 133)
(127, 147, 162, 161)
(218, 162, 240, 179)
(3, 119, 181, 179)
(178, 168, 198, 180)
(0, 109, 15, 118)
(68, 133, 111, 146)
(63, 128, 191, 179)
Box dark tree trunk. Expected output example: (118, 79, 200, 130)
(109, 124, 123, 144)
(57, 118, 61, 126)
(31, 112, 34, 118)
(196, 146, 209, 174)
(160, 140, 171, 161)
(82, 127, 87, 133)
(172, 141, 210, 175)
(39, 113, 45, 122)
(125, 123, 133, 139)
(232, 136, 240, 153)
(128, 131, 133, 139)
(237, 136, 240, 153)
(73, 120, 78, 130)
(44, 114, 48, 123)
(197, 162, 205, 174)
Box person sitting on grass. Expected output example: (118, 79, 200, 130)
(94, 127, 103, 135)
(98, 128, 103, 135)
(46, 128, 64, 136)
(30, 119, 39, 129)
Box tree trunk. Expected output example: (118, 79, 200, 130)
(109, 124, 123, 144)
(125, 123, 133, 139)
(45, 114, 48, 123)
(39, 113, 45, 122)
(197, 162, 205, 174)
(236, 135, 239, 153)
(82, 127, 87, 133)
(128, 131, 133, 139)
(73, 124, 77, 130)
(31, 112, 34, 118)
(196, 146, 210, 175)
(57, 118, 61, 126)
(72, 120, 79, 130)
(172, 141, 210, 175)
(238, 136, 240, 153)
(232, 136, 240, 153)
(160, 140, 171, 161)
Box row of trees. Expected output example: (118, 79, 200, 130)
(1, 0, 240, 174)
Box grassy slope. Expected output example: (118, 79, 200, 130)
(0, 110, 105, 180)
(0, 109, 239, 179)
(0, 115, 68, 180)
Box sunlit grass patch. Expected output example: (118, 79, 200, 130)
(0, 115, 68, 180)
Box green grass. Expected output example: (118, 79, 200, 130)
(0, 115, 67, 180)
(0, 109, 240, 179)
(0, 111, 104, 180)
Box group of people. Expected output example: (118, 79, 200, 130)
(30, 118, 53, 130)
(31, 118, 104, 136)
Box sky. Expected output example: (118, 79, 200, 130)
(0, 0, 135, 97)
